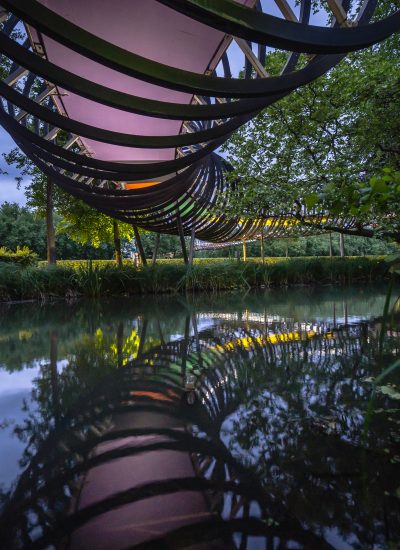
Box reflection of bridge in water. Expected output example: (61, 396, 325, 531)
(1, 312, 399, 549)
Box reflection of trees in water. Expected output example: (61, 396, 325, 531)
(1, 314, 399, 549)
(0, 285, 394, 371)
(206, 326, 399, 547)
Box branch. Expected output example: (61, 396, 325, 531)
(293, 208, 400, 243)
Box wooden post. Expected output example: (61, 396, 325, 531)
(242, 240, 247, 262)
(188, 228, 195, 266)
(133, 224, 147, 266)
(260, 231, 265, 264)
(113, 220, 123, 267)
(176, 208, 188, 265)
(46, 177, 56, 265)
(151, 232, 160, 267)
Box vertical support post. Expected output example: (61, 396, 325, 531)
(242, 240, 247, 262)
(113, 220, 123, 267)
(133, 224, 147, 266)
(176, 207, 188, 265)
(339, 233, 345, 257)
(181, 314, 191, 380)
(46, 177, 56, 265)
(329, 232, 333, 257)
(151, 232, 160, 267)
(191, 312, 203, 369)
(260, 231, 265, 264)
(188, 228, 195, 266)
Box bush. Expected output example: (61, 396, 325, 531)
(0, 263, 75, 301)
(0, 246, 38, 266)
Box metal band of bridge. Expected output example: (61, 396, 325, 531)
(0, 0, 398, 242)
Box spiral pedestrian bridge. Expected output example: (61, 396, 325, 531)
(0, 0, 399, 242)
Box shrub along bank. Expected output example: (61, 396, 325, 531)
(0, 256, 393, 301)
(0, 246, 38, 266)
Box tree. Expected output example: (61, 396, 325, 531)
(0, 202, 116, 259)
(3, 149, 133, 263)
(222, 2, 400, 241)
(56, 195, 134, 264)
(46, 177, 56, 264)
(3, 148, 61, 264)
(139, 232, 182, 259)
(0, 202, 46, 254)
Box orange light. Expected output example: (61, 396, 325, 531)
(124, 181, 161, 189)
(131, 390, 174, 402)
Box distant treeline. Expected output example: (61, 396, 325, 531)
(1, 202, 398, 261)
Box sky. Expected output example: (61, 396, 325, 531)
(0, 128, 28, 205)
(0, 0, 327, 207)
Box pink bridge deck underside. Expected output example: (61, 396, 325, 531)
(32, 0, 254, 162)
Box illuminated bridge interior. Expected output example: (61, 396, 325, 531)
(0, 0, 399, 242)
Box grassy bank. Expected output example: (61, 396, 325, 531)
(37, 255, 387, 269)
(0, 256, 393, 301)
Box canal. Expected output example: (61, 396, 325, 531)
(0, 284, 399, 548)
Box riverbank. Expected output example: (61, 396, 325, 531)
(0, 256, 393, 302)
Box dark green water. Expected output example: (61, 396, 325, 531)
(0, 285, 399, 549)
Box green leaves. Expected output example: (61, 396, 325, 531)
(222, 20, 399, 240)
(0, 246, 38, 266)
(58, 200, 134, 248)
(370, 177, 390, 194)
(304, 193, 320, 209)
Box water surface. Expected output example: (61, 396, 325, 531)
(0, 285, 399, 549)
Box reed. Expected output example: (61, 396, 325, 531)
(0, 256, 393, 301)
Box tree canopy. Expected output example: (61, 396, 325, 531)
(3, 148, 134, 249)
(222, 2, 400, 241)
(0, 202, 117, 259)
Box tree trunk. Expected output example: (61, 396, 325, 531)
(113, 220, 123, 267)
(151, 232, 160, 267)
(46, 177, 56, 265)
(339, 233, 345, 257)
(133, 224, 147, 266)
